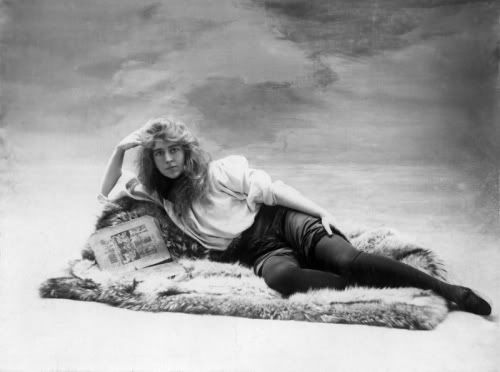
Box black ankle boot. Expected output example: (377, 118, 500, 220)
(347, 252, 493, 316)
(454, 287, 492, 316)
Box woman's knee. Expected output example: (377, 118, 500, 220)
(261, 257, 301, 296)
(313, 235, 361, 274)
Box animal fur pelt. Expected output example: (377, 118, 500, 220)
(40, 196, 449, 330)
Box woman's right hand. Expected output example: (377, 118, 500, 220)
(101, 127, 147, 198)
(116, 128, 146, 151)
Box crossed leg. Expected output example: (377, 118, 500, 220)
(260, 209, 491, 315)
(261, 253, 347, 297)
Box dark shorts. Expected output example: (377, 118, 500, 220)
(212, 205, 349, 276)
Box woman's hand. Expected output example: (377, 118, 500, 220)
(272, 182, 340, 236)
(116, 128, 146, 152)
(320, 213, 339, 236)
(100, 127, 146, 198)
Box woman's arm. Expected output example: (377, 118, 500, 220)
(99, 129, 145, 198)
(216, 155, 338, 234)
(273, 182, 338, 235)
(100, 147, 126, 197)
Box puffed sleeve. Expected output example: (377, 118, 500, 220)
(212, 155, 283, 210)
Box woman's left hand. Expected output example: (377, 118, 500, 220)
(320, 213, 339, 236)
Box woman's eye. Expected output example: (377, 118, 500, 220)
(170, 147, 179, 154)
(154, 150, 164, 157)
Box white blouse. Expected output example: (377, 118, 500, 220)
(111, 155, 284, 251)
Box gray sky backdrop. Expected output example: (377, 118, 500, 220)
(1, 0, 499, 225)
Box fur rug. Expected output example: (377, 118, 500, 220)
(40, 197, 450, 330)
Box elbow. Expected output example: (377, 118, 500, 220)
(100, 172, 122, 196)
(270, 180, 288, 205)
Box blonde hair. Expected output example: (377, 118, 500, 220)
(136, 118, 211, 217)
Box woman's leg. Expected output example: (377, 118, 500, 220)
(260, 254, 348, 297)
(313, 234, 491, 315)
(280, 209, 491, 315)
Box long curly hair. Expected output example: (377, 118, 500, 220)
(136, 118, 211, 218)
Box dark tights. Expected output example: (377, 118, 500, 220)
(261, 234, 491, 315)
(261, 254, 348, 297)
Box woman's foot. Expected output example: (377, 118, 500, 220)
(454, 287, 492, 316)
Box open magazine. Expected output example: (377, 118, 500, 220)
(87, 215, 183, 274)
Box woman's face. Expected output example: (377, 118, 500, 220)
(152, 140, 186, 179)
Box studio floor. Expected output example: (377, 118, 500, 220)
(1, 155, 498, 372)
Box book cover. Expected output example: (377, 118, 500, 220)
(88, 215, 172, 272)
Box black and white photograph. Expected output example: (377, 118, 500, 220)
(0, 0, 499, 371)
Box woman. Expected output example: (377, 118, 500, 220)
(100, 117, 492, 316)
